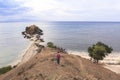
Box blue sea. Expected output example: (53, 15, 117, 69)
(0, 22, 120, 67)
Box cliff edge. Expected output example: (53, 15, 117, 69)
(0, 47, 120, 80)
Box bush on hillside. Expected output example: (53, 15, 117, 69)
(47, 42, 56, 48)
(0, 65, 12, 75)
(47, 42, 67, 53)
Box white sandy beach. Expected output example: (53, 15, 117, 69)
(19, 42, 38, 65)
(68, 50, 120, 74)
(9, 41, 32, 66)
(9, 41, 36, 66)
(19, 36, 42, 65)
(10, 35, 41, 66)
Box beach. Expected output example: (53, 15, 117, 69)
(69, 50, 120, 74)
(10, 37, 40, 66)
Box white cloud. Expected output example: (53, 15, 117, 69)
(1, 0, 120, 21)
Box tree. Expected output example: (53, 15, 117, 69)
(88, 42, 113, 63)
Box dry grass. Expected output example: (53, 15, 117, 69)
(0, 47, 120, 80)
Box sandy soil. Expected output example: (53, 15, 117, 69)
(104, 65, 120, 74)
(11, 44, 120, 74)
(19, 42, 38, 65)
(0, 48, 120, 80)
(69, 51, 120, 74)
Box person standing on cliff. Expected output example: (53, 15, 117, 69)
(56, 52, 61, 64)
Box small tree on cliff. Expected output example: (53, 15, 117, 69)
(88, 42, 113, 63)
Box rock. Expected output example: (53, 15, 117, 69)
(22, 25, 43, 40)
(25, 25, 43, 35)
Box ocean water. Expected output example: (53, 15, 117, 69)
(0, 22, 120, 67)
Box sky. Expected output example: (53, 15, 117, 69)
(0, 0, 120, 22)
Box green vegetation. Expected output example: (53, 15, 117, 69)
(0, 65, 12, 75)
(47, 42, 67, 53)
(47, 42, 56, 48)
(88, 42, 113, 63)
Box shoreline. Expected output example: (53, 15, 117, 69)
(10, 34, 42, 66)
(68, 50, 120, 64)
(10, 41, 36, 66)
(9, 42, 32, 66)
(18, 40, 41, 65)
(68, 50, 120, 74)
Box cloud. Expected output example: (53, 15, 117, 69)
(0, 0, 32, 21)
(0, 0, 120, 21)
(0, 7, 29, 16)
(0, 0, 25, 15)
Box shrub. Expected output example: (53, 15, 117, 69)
(47, 42, 67, 53)
(47, 42, 55, 48)
(0, 65, 12, 75)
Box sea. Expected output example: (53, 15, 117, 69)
(0, 21, 120, 67)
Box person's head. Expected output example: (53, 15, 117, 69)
(57, 51, 60, 53)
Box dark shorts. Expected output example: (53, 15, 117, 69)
(57, 58, 60, 64)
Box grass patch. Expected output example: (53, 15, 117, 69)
(47, 42, 67, 53)
(47, 42, 56, 48)
(0, 65, 12, 75)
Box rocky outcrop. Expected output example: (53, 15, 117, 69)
(22, 25, 43, 35)
(25, 25, 43, 35)
(17, 25, 45, 66)
(22, 25, 44, 54)
(22, 25, 44, 42)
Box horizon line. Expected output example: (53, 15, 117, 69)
(1, 21, 120, 23)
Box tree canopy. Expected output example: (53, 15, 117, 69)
(88, 42, 113, 63)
